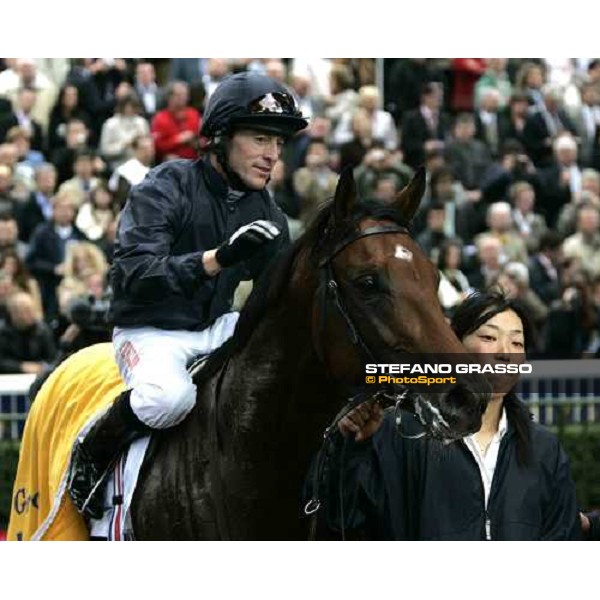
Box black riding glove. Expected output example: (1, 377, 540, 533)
(215, 220, 281, 268)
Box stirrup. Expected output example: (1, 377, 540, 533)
(79, 463, 118, 520)
(67, 441, 116, 520)
(67, 390, 149, 520)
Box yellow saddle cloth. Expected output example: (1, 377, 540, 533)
(7, 343, 125, 541)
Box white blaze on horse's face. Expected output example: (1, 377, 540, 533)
(394, 245, 413, 262)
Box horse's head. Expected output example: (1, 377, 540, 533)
(306, 168, 490, 440)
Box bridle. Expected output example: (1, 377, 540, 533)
(306, 219, 427, 538)
(209, 218, 423, 540)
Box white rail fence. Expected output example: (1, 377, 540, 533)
(1, 361, 600, 441)
(0, 375, 36, 441)
(518, 360, 600, 426)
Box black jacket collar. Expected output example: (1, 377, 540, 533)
(201, 155, 230, 199)
(201, 154, 257, 204)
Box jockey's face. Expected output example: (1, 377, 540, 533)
(227, 129, 284, 190)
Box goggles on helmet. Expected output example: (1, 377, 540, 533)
(246, 92, 302, 117)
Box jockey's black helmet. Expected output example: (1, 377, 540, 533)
(201, 72, 308, 139)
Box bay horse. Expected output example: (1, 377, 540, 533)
(129, 168, 489, 540)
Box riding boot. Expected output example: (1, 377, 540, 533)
(67, 389, 152, 520)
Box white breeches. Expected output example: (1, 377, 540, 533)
(112, 312, 239, 429)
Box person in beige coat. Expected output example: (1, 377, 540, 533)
(99, 95, 149, 169)
(509, 181, 548, 253)
(475, 201, 529, 264)
(57, 149, 101, 209)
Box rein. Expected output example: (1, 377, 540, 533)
(304, 388, 408, 539)
(306, 221, 419, 539)
(209, 220, 415, 541)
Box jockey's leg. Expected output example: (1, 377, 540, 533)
(116, 312, 239, 427)
(67, 389, 151, 519)
(67, 313, 239, 519)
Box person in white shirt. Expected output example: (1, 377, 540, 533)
(333, 86, 398, 151)
(324, 290, 583, 540)
(108, 134, 155, 208)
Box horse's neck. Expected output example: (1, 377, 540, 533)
(213, 303, 337, 536)
(226, 302, 328, 435)
(134, 259, 346, 538)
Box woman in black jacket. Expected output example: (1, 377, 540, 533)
(47, 84, 93, 154)
(316, 290, 582, 540)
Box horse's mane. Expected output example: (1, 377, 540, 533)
(194, 197, 410, 384)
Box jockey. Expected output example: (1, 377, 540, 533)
(67, 72, 309, 519)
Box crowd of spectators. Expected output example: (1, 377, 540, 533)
(0, 57, 599, 381)
(382, 58, 600, 358)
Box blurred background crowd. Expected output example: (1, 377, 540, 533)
(0, 57, 599, 380)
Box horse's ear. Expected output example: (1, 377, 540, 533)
(333, 167, 357, 225)
(392, 167, 427, 224)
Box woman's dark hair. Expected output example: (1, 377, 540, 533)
(538, 230, 563, 253)
(54, 84, 80, 114)
(437, 238, 463, 271)
(116, 94, 141, 115)
(451, 289, 534, 466)
(508, 91, 529, 106)
(90, 182, 119, 215)
(0, 248, 33, 290)
(450, 289, 533, 349)
(429, 166, 455, 201)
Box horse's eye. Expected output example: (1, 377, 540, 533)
(354, 274, 379, 292)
